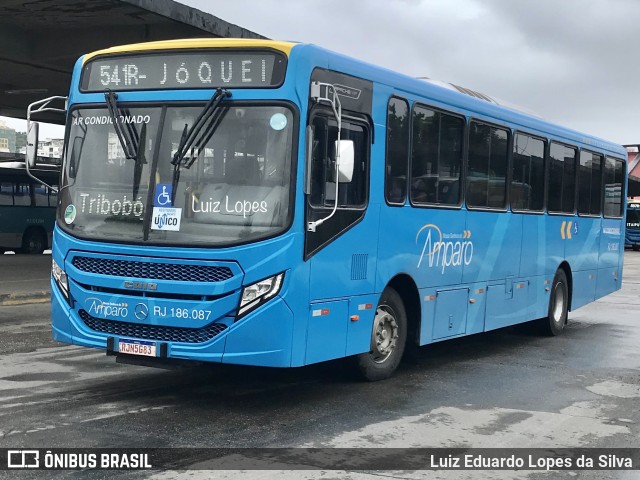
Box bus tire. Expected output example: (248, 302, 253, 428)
(540, 269, 568, 336)
(353, 287, 407, 381)
(21, 228, 46, 255)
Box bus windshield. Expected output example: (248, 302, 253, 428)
(58, 104, 295, 246)
(628, 203, 640, 228)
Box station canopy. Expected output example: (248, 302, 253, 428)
(0, 0, 264, 124)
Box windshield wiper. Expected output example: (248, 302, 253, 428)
(171, 88, 231, 203)
(105, 89, 147, 198)
(104, 89, 139, 160)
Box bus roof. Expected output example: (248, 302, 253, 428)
(78, 39, 625, 157)
(82, 38, 297, 64)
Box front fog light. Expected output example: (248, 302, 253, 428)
(237, 273, 284, 319)
(52, 258, 69, 299)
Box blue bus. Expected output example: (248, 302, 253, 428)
(0, 161, 58, 254)
(626, 200, 640, 250)
(27, 39, 627, 380)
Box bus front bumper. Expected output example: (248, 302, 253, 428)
(51, 279, 295, 368)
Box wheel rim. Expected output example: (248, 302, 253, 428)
(552, 282, 565, 325)
(371, 305, 399, 364)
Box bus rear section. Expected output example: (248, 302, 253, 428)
(626, 201, 640, 250)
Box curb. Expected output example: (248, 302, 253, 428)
(0, 291, 51, 306)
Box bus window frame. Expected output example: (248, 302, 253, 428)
(510, 129, 547, 215)
(306, 106, 371, 213)
(576, 148, 604, 218)
(546, 140, 578, 216)
(603, 155, 626, 219)
(464, 117, 511, 213)
(384, 95, 410, 207)
(408, 102, 466, 211)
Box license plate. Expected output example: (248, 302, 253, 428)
(118, 339, 156, 357)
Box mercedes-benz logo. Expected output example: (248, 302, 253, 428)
(134, 303, 149, 321)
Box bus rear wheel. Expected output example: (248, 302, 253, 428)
(353, 287, 407, 381)
(21, 229, 46, 255)
(540, 269, 568, 336)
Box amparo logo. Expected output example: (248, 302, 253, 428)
(87, 298, 129, 318)
(416, 224, 474, 274)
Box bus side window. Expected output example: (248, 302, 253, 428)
(309, 115, 368, 209)
(548, 142, 577, 214)
(578, 151, 603, 216)
(34, 183, 49, 207)
(0, 182, 13, 206)
(603, 156, 625, 218)
(511, 133, 545, 211)
(466, 122, 508, 209)
(50, 185, 59, 207)
(13, 182, 31, 206)
(385, 97, 409, 205)
(411, 105, 463, 206)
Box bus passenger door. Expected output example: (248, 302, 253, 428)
(304, 112, 376, 301)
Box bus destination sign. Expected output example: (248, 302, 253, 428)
(81, 50, 287, 91)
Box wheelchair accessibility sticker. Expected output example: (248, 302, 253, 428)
(152, 184, 181, 231)
(154, 184, 173, 207)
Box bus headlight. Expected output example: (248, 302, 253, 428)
(237, 273, 284, 320)
(52, 258, 69, 299)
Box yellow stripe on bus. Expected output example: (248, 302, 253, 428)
(82, 39, 296, 64)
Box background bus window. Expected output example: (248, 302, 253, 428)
(603, 156, 625, 218)
(466, 122, 508, 208)
(411, 105, 463, 206)
(35, 183, 59, 207)
(309, 116, 368, 208)
(13, 182, 31, 206)
(0, 182, 13, 206)
(548, 142, 577, 214)
(511, 133, 545, 211)
(385, 97, 409, 205)
(578, 151, 603, 216)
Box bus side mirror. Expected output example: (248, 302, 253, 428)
(336, 139, 354, 183)
(26, 122, 39, 168)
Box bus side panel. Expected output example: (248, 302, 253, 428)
(519, 215, 549, 278)
(463, 211, 522, 283)
(596, 217, 624, 299)
(305, 300, 348, 365)
(345, 294, 379, 356)
(545, 215, 570, 275)
(466, 282, 489, 335)
(565, 216, 600, 309)
(484, 278, 532, 331)
(377, 207, 466, 290)
(308, 207, 380, 302)
(571, 270, 596, 310)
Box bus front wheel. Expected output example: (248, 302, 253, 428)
(21, 229, 46, 255)
(540, 269, 569, 336)
(353, 287, 407, 381)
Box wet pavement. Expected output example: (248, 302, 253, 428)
(0, 253, 50, 305)
(0, 252, 638, 479)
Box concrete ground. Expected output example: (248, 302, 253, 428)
(0, 252, 638, 479)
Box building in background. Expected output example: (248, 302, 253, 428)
(0, 120, 16, 153)
(625, 145, 640, 199)
(37, 139, 64, 158)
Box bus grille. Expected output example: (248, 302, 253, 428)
(72, 256, 234, 283)
(79, 310, 228, 344)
